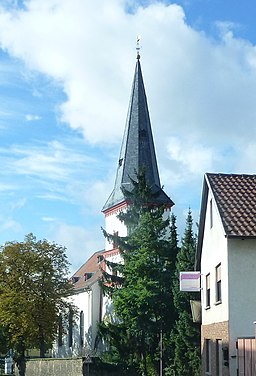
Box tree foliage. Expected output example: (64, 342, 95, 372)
(0, 233, 74, 376)
(170, 209, 201, 376)
(100, 171, 178, 375)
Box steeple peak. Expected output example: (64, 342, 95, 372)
(136, 35, 141, 60)
(103, 57, 173, 212)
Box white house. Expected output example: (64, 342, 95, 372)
(196, 172, 256, 376)
(53, 53, 173, 359)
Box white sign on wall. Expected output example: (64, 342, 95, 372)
(180, 271, 201, 292)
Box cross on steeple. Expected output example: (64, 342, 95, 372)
(136, 35, 141, 59)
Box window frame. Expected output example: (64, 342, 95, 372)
(215, 263, 222, 304)
(210, 199, 213, 228)
(206, 273, 210, 308)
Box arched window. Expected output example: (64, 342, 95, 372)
(80, 311, 84, 347)
(68, 310, 73, 347)
(58, 314, 63, 347)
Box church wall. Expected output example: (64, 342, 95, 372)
(53, 281, 102, 358)
(104, 205, 127, 251)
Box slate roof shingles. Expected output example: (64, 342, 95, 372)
(102, 58, 173, 212)
(207, 173, 256, 237)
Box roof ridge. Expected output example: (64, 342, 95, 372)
(206, 172, 256, 177)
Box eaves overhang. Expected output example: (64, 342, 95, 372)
(195, 175, 208, 271)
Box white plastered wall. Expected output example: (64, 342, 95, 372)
(105, 207, 127, 251)
(53, 281, 102, 358)
(201, 191, 229, 325)
(228, 237, 256, 373)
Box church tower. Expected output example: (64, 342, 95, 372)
(102, 52, 174, 253)
(55, 52, 175, 357)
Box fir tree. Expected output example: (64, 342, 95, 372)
(100, 171, 178, 376)
(170, 209, 201, 376)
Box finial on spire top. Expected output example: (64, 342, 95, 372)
(136, 35, 141, 59)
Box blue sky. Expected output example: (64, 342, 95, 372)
(0, 0, 256, 272)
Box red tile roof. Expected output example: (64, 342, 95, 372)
(71, 250, 105, 291)
(207, 173, 256, 237)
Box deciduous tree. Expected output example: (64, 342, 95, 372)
(0, 233, 74, 376)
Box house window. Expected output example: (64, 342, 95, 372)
(68, 310, 73, 347)
(206, 339, 211, 373)
(210, 199, 213, 228)
(80, 311, 84, 347)
(206, 273, 210, 308)
(216, 264, 222, 303)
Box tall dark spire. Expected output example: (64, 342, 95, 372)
(103, 57, 173, 212)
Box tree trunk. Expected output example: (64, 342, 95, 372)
(39, 325, 46, 358)
(15, 351, 26, 376)
(39, 338, 46, 358)
(141, 351, 148, 376)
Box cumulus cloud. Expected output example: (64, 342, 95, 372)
(0, 1, 255, 168)
(1, 0, 256, 263)
(167, 136, 216, 176)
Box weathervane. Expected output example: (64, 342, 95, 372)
(136, 35, 141, 59)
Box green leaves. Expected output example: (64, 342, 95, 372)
(100, 171, 178, 375)
(170, 210, 201, 376)
(0, 233, 74, 360)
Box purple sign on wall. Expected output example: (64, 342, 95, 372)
(180, 271, 201, 292)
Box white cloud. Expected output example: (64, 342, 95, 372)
(49, 222, 104, 274)
(42, 216, 56, 222)
(0, 138, 113, 215)
(8, 140, 95, 181)
(25, 113, 41, 121)
(10, 197, 27, 211)
(0, 0, 255, 176)
(1, 218, 22, 232)
(166, 136, 216, 176)
(1, 0, 256, 264)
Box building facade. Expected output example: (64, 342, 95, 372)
(197, 173, 256, 376)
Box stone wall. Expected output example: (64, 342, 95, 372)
(14, 358, 85, 376)
(14, 358, 134, 376)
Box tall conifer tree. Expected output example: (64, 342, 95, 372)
(100, 171, 178, 376)
(170, 209, 201, 376)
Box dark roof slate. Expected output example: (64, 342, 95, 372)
(207, 173, 256, 237)
(103, 57, 173, 211)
